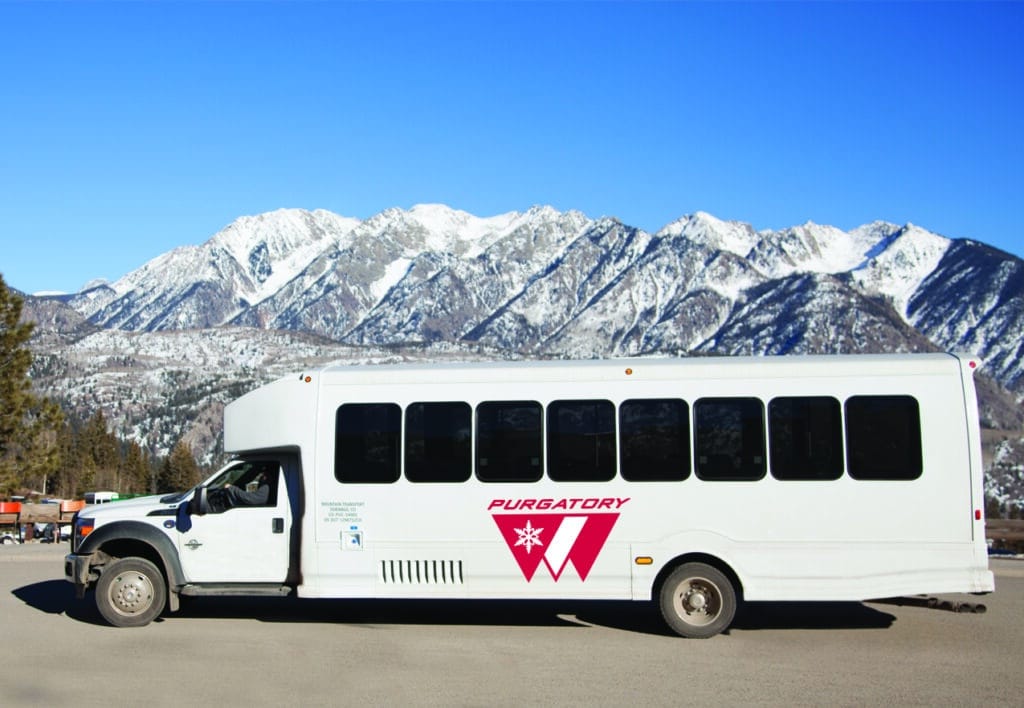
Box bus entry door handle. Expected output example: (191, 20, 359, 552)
(272, 518, 284, 534)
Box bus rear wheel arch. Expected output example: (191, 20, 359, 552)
(658, 561, 739, 638)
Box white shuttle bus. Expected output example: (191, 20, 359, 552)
(66, 354, 994, 636)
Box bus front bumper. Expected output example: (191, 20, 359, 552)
(65, 552, 96, 598)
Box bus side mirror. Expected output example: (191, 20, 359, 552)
(188, 487, 209, 517)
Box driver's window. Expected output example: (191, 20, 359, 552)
(210, 461, 280, 510)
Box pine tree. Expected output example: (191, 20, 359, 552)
(81, 410, 120, 490)
(51, 421, 76, 497)
(158, 441, 200, 493)
(120, 441, 153, 495)
(0, 273, 64, 496)
(19, 397, 64, 495)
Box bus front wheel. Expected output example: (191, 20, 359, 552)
(659, 562, 737, 638)
(95, 557, 167, 627)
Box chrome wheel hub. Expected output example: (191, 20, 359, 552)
(674, 578, 720, 626)
(109, 572, 155, 616)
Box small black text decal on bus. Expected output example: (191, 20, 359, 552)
(489, 497, 629, 582)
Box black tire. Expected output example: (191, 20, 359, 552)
(659, 562, 737, 638)
(95, 557, 167, 627)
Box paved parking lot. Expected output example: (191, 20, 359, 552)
(2, 543, 1022, 706)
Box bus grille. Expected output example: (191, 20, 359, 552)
(380, 560, 464, 585)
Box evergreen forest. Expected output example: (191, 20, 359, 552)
(1, 273, 204, 499)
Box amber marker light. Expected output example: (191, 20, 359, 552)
(625, 368, 633, 376)
(304, 375, 312, 383)
(635, 556, 653, 565)
(74, 517, 95, 549)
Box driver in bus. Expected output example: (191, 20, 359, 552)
(222, 471, 270, 508)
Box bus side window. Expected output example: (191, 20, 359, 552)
(694, 398, 766, 481)
(547, 400, 616, 482)
(476, 401, 543, 483)
(620, 398, 690, 481)
(335, 403, 402, 483)
(768, 396, 844, 480)
(405, 402, 472, 483)
(845, 395, 922, 480)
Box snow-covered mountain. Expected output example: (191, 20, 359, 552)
(36, 203, 1024, 396)
(27, 201, 1022, 379)
(65, 209, 362, 330)
(22, 204, 1024, 508)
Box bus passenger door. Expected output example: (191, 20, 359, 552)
(179, 460, 291, 583)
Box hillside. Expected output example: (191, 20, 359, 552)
(19, 204, 1024, 511)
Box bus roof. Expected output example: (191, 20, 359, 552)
(308, 352, 976, 387)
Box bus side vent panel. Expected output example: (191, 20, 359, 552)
(380, 560, 465, 585)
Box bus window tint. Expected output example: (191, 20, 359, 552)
(620, 399, 690, 481)
(405, 402, 472, 483)
(476, 401, 543, 482)
(335, 403, 401, 483)
(547, 400, 616, 482)
(694, 398, 766, 481)
(768, 397, 843, 480)
(845, 395, 922, 480)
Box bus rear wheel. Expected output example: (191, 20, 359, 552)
(659, 562, 737, 638)
(95, 557, 167, 627)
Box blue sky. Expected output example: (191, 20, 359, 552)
(1, 1, 1021, 294)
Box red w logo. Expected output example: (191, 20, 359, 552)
(492, 513, 620, 582)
